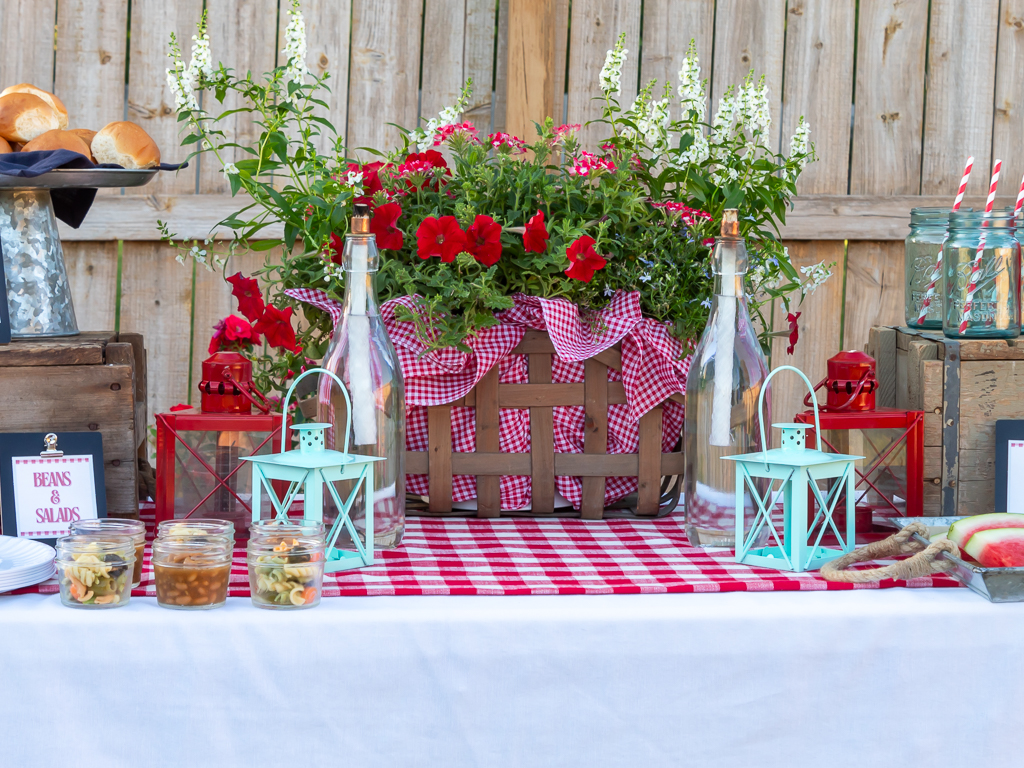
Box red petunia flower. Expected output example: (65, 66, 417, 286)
(465, 214, 503, 267)
(523, 210, 549, 254)
(416, 216, 468, 263)
(226, 272, 265, 322)
(370, 202, 404, 250)
(209, 315, 259, 354)
(254, 305, 301, 353)
(405, 149, 449, 170)
(786, 312, 801, 355)
(564, 235, 607, 282)
(352, 160, 385, 205)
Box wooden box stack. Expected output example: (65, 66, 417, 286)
(869, 326, 1024, 516)
(0, 332, 147, 519)
(406, 330, 684, 519)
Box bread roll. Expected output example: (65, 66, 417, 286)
(68, 128, 97, 146)
(0, 136, 11, 154)
(91, 121, 160, 169)
(0, 84, 69, 129)
(0, 93, 61, 142)
(21, 129, 92, 160)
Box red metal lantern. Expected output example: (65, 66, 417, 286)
(795, 351, 924, 521)
(155, 354, 286, 538)
(804, 350, 878, 412)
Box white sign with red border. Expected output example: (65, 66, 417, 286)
(11, 456, 98, 538)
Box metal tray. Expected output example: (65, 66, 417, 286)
(0, 168, 158, 189)
(882, 516, 1024, 602)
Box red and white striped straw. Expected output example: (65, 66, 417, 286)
(916, 156, 974, 322)
(1015, 172, 1024, 216)
(959, 159, 1002, 334)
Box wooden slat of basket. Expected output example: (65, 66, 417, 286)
(428, 405, 453, 513)
(475, 365, 501, 517)
(581, 357, 608, 519)
(512, 330, 556, 354)
(405, 449, 685, 477)
(636, 407, 663, 516)
(529, 352, 556, 513)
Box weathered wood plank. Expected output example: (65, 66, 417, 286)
(0, 332, 114, 366)
(920, 0, 999, 196)
(506, 0, 562, 141)
(118, 242, 194, 420)
(639, 0, 713, 98)
(993, 1, 1024, 204)
(347, 0, 423, 153)
(782, 0, 856, 193)
(58, 193, 1024, 241)
(64, 242, 119, 332)
(0, 0, 57, 90)
(566, 0, 642, 150)
(710, 0, 786, 148)
(278, 0, 351, 156)
(492, 0, 509, 133)
(771, 241, 844, 425)
(849, 0, 928, 194)
(54, 0, 128, 196)
(405, 450, 686, 479)
(636, 407, 662, 516)
(127, 0, 204, 195)
(844, 241, 905, 359)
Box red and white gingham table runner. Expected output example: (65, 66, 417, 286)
(16, 507, 960, 598)
(286, 289, 691, 511)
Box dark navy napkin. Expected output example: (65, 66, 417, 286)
(0, 150, 187, 228)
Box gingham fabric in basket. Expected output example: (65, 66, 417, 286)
(286, 289, 690, 511)
(16, 508, 961, 598)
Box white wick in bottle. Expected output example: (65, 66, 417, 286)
(709, 221, 738, 448)
(348, 237, 377, 446)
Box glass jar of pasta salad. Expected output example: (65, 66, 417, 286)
(55, 535, 136, 609)
(71, 518, 146, 588)
(152, 538, 233, 610)
(247, 537, 325, 610)
(156, 518, 235, 542)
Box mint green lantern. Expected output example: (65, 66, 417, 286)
(723, 366, 863, 572)
(242, 368, 382, 573)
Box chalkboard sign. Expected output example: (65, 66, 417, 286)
(0, 432, 106, 546)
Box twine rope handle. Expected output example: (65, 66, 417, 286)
(820, 522, 961, 583)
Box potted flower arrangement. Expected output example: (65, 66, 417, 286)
(163, 4, 824, 517)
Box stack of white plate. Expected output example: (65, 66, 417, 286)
(0, 536, 57, 593)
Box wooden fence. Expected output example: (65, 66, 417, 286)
(2, 0, 1023, 434)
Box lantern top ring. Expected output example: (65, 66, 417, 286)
(758, 366, 823, 466)
(281, 368, 353, 455)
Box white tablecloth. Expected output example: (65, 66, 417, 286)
(1, 589, 1021, 767)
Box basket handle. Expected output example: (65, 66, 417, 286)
(757, 365, 822, 460)
(280, 368, 353, 455)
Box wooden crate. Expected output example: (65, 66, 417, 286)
(0, 332, 147, 519)
(868, 326, 1024, 516)
(404, 331, 685, 519)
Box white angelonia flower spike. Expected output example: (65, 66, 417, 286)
(677, 39, 706, 122)
(600, 33, 628, 96)
(282, 1, 309, 90)
(789, 117, 812, 175)
(799, 260, 832, 296)
(410, 82, 471, 151)
(187, 14, 213, 85)
(222, 163, 240, 175)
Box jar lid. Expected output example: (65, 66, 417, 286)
(247, 536, 325, 562)
(249, 518, 326, 539)
(157, 519, 235, 538)
(910, 206, 973, 227)
(56, 534, 136, 561)
(71, 518, 145, 542)
(152, 537, 233, 566)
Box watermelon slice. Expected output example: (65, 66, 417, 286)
(963, 527, 1024, 568)
(947, 513, 1024, 549)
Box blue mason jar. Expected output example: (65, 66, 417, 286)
(942, 210, 1021, 339)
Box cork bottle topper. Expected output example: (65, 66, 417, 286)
(351, 203, 371, 234)
(721, 208, 739, 237)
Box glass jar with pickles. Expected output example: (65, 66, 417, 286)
(71, 518, 146, 588)
(56, 535, 136, 609)
(152, 538, 233, 610)
(247, 537, 325, 610)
